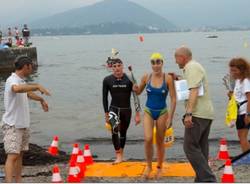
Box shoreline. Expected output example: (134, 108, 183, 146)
(0, 143, 250, 182)
(1, 127, 249, 182)
(1, 160, 250, 183)
(1, 139, 247, 165)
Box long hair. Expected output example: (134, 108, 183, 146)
(229, 57, 250, 79)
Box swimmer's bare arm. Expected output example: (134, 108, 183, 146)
(12, 84, 51, 96)
(133, 74, 147, 95)
(166, 74, 177, 127)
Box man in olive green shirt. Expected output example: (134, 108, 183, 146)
(174, 46, 216, 182)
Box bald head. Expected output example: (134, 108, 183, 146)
(174, 46, 193, 69)
(175, 46, 192, 59)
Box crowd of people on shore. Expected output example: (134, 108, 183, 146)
(0, 24, 31, 49)
(0, 45, 250, 182)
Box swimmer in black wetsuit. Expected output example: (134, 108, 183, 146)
(102, 58, 141, 164)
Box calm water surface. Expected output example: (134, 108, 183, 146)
(1, 31, 250, 159)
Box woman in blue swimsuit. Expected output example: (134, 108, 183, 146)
(133, 53, 176, 179)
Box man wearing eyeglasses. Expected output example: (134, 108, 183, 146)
(102, 58, 141, 164)
(174, 46, 216, 182)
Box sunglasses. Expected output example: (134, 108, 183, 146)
(151, 59, 163, 65)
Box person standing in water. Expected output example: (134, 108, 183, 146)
(133, 53, 176, 179)
(102, 58, 141, 164)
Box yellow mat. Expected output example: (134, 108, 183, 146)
(85, 162, 195, 177)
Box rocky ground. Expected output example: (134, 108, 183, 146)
(0, 143, 249, 183)
(0, 161, 250, 183)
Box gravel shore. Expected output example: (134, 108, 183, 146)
(0, 159, 250, 183)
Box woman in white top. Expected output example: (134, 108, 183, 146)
(229, 57, 250, 152)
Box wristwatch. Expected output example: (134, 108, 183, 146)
(246, 112, 250, 116)
(185, 112, 192, 117)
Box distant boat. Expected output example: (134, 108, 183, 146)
(206, 35, 218, 38)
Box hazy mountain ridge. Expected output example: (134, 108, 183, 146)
(30, 0, 176, 34)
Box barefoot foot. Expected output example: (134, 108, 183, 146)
(155, 166, 163, 180)
(142, 166, 152, 180)
(112, 150, 123, 165)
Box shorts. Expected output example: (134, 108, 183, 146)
(2, 124, 30, 154)
(236, 114, 250, 130)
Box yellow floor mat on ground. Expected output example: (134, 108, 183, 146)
(85, 162, 195, 177)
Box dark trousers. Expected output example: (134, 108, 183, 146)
(184, 116, 217, 182)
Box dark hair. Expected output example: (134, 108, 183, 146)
(229, 57, 250, 79)
(14, 56, 32, 70)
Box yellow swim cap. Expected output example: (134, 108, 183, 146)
(150, 53, 164, 61)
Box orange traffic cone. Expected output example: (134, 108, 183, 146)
(48, 136, 59, 156)
(76, 150, 86, 180)
(221, 159, 235, 183)
(69, 143, 79, 164)
(217, 138, 230, 160)
(84, 144, 93, 165)
(51, 165, 62, 183)
(67, 161, 81, 183)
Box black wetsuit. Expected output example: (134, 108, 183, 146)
(102, 74, 132, 151)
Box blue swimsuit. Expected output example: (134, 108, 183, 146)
(145, 74, 168, 120)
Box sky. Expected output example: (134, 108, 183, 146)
(0, 0, 101, 26)
(0, 0, 250, 28)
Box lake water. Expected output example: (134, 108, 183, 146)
(1, 31, 250, 160)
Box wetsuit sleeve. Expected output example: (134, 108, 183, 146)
(102, 77, 109, 113)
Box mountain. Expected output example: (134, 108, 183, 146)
(30, 0, 176, 34)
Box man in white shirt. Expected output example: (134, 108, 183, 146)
(2, 56, 51, 183)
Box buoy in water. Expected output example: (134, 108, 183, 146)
(139, 35, 144, 42)
(243, 41, 249, 48)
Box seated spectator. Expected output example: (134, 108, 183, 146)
(0, 39, 9, 49)
(16, 37, 24, 47)
(0, 38, 5, 49)
(5, 37, 12, 48)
